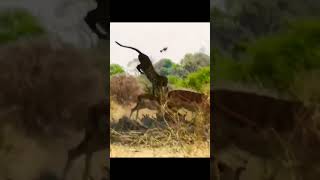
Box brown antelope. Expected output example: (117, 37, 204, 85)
(165, 90, 210, 118)
(63, 100, 109, 180)
(130, 94, 161, 120)
(212, 89, 314, 143)
(130, 90, 210, 121)
(212, 89, 319, 180)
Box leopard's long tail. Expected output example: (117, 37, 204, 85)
(115, 41, 143, 54)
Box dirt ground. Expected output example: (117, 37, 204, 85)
(111, 143, 209, 158)
(0, 125, 109, 180)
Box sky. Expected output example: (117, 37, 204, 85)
(110, 23, 210, 72)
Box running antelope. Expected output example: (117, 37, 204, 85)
(63, 100, 109, 180)
(130, 90, 210, 121)
(212, 89, 319, 180)
(130, 94, 161, 119)
(165, 90, 210, 118)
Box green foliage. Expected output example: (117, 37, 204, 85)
(214, 19, 320, 93)
(168, 75, 184, 87)
(153, 57, 209, 78)
(213, 52, 248, 83)
(0, 10, 45, 44)
(171, 64, 188, 78)
(150, 54, 211, 93)
(110, 64, 124, 76)
(211, 7, 230, 21)
(154, 58, 175, 76)
(245, 19, 320, 90)
(184, 67, 210, 92)
(211, 0, 320, 54)
(181, 53, 210, 73)
(168, 66, 210, 93)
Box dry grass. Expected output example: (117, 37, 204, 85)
(0, 37, 106, 138)
(110, 74, 143, 105)
(0, 37, 109, 180)
(110, 100, 210, 157)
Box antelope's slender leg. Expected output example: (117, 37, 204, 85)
(129, 110, 133, 119)
(130, 99, 141, 120)
(136, 109, 139, 120)
(63, 147, 82, 180)
(62, 157, 72, 180)
(152, 85, 155, 96)
(212, 158, 220, 180)
(83, 152, 93, 180)
(130, 105, 137, 119)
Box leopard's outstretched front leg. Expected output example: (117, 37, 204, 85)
(85, 12, 109, 40)
(136, 64, 144, 74)
(84, 0, 109, 40)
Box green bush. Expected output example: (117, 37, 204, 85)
(168, 66, 210, 93)
(110, 64, 125, 76)
(214, 19, 320, 93)
(185, 66, 210, 91)
(245, 19, 320, 90)
(168, 75, 184, 88)
(213, 51, 248, 83)
(0, 10, 45, 44)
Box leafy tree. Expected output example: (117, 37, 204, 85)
(213, 51, 247, 83)
(153, 58, 174, 76)
(110, 64, 124, 76)
(245, 19, 320, 91)
(0, 10, 45, 44)
(180, 53, 210, 73)
(235, 0, 281, 36)
(214, 19, 320, 93)
(171, 64, 189, 78)
(211, 0, 320, 56)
